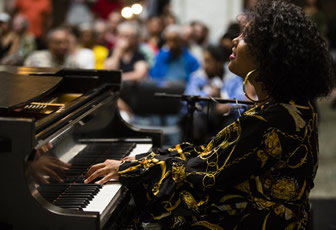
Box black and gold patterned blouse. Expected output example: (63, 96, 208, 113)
(118, 101, 318, 229)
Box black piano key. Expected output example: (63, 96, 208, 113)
(56, 204, 83, 210)
(53, 199, 89, 206)
(59, 194, 94, 200)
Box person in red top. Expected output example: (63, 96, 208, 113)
(14, 0, 52, 49)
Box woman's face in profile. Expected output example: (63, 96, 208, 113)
(228, 33, 259, 78)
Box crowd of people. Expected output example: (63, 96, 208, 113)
(0, 0, 335, 146)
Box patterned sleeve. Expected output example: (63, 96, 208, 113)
(118, 111, 270, 223)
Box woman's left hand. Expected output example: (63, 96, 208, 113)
(84, 160, 121, 184)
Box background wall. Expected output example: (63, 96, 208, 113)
(170, 0, 243, 44)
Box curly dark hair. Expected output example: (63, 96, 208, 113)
(243, 0, 334, 102)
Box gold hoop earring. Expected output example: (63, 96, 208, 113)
(243, 69, 269, 103)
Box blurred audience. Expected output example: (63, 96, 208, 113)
(24, 27, 78, 68)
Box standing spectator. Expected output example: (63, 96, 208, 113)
(1, 14, 36, 65)
(14, 0, 52, 50)
(150, 24, 199, 86)
(24, 28, 77, 68)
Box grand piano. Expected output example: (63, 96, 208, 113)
(0, 66, 162, 230)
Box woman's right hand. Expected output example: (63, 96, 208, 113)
(84, 160, 121, 184)
(121, 156, 136, 161)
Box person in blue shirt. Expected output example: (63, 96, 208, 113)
(184, 45, 247, 144)
(150, 24, 199, 86)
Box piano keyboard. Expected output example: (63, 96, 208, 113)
(83, 143, 153, 213)
(38, 142, 153, 215)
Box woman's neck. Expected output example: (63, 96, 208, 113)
(251, 79, 272, 104)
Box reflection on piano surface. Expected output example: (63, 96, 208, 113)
(0, 66, 162, 230)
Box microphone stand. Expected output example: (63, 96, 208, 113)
(155, 93, 254, 142)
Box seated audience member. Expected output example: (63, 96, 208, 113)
(67, 26, 95, 69)
(150, 24, 200, 86)
(184, 45, 248, 143)
(105, 21, 149, 82)
(105, 10, 123, 50)
(140, 24, 200, 146)
(24, 28, 78, 68)
(104, 21, 149, 123)
(93, 20, 108, 48)
(0, 13, 16, 62)
(185, 45, 225, 98)
(13, 0, 52, 50)
(145, 16, 165, 55)
(219, 22, 241, 57)
(188, 20, 209, 63)
(84, 1, 334, 229)
(215, 21, 255, 122)
(78, 22, 109, 69)
(216, 73, 255, 122)
(1, 14, 36, 65)
(184, 45, 225, 143)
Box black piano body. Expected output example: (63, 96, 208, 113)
(0, 66, 162, 230)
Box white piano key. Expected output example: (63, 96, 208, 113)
(83, 183, 122, 213)
(129, 143, 153, 157)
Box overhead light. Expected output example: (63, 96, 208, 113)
(121, 7, 133, 19)
(131, 3, 143, 15)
